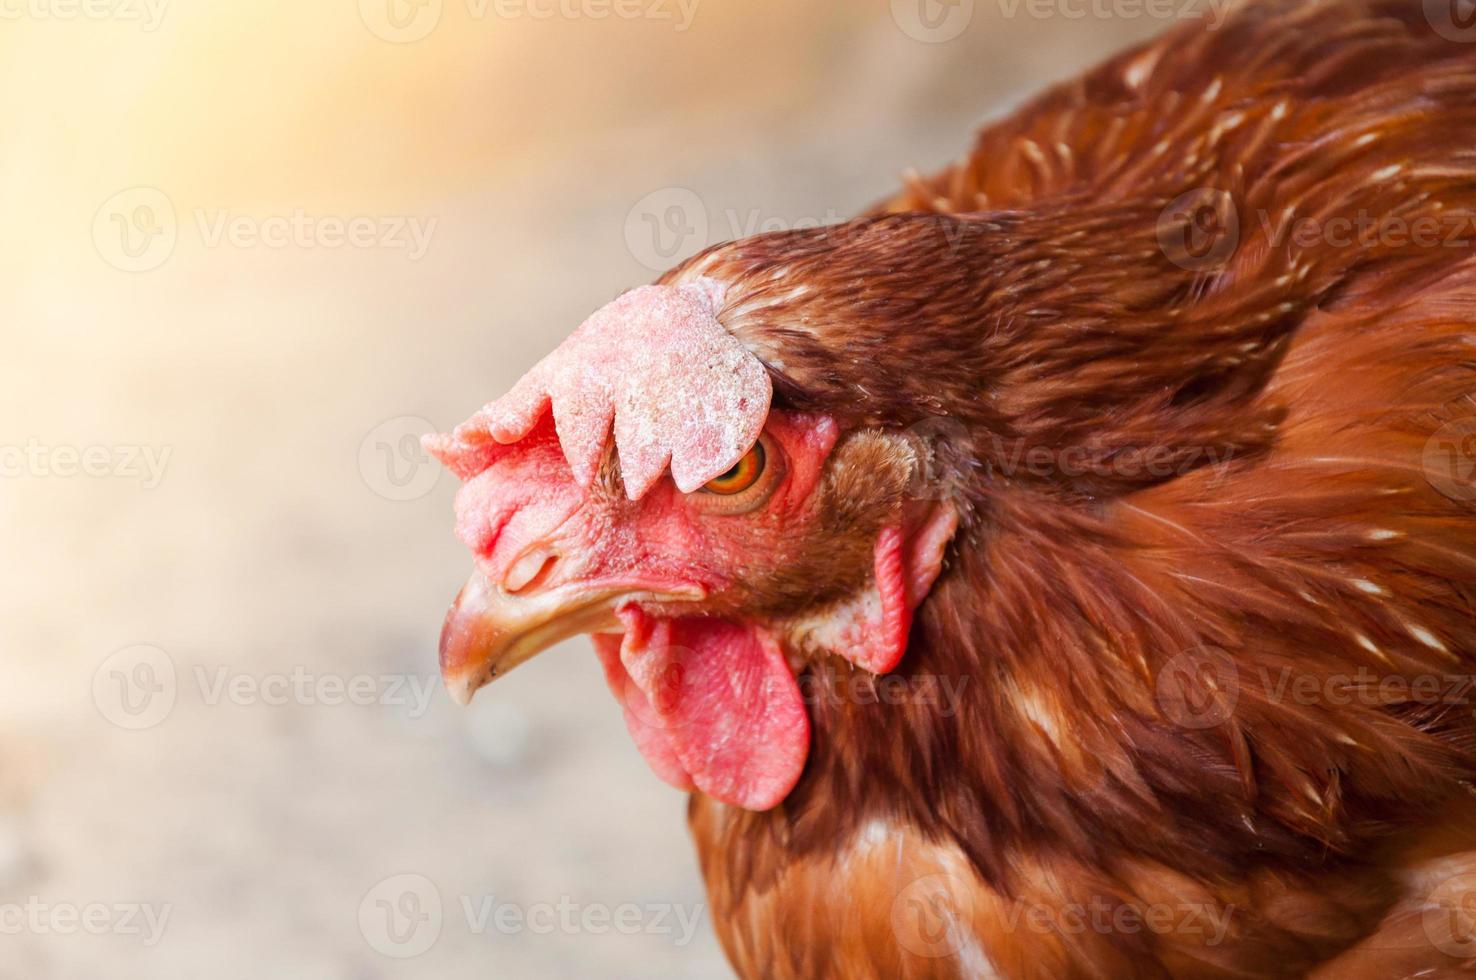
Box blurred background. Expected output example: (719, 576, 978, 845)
(0, 1, 1185, 975)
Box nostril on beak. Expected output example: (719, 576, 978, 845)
(504, 548, 559, 595)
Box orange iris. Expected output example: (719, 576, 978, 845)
(702, 443, 766, 495)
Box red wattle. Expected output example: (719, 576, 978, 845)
(591, 607, 809, 811)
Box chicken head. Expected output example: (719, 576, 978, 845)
(426, 278, 958, 810)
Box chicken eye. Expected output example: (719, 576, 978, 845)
(702, 443, 766, 495)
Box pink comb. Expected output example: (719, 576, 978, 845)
(432, 278, 772, 499)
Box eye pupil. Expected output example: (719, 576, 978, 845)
(701, 442, 765, 495)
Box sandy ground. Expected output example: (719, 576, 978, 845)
(0, 2, 1178, 975)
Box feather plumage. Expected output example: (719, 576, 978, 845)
(672, 0, 1476, 974)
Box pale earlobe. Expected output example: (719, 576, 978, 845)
(791, 500, 959, 674)
(901, 499, 960, 608)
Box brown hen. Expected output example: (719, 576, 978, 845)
(428, 0, 1476, 975)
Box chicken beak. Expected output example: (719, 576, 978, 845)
(439, 572, 616, 706)
(438, 572, 703, 706)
